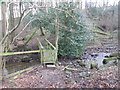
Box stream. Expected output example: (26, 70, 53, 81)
(4, 61, 40, 75)
(84, 53, 110, 68)
(4, 53, 110, 76)
(59, 53, 111, 69)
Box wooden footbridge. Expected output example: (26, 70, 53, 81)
(0, 38, 57, 65)
(0, 28, 58, 66)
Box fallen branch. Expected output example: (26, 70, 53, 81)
(4, 67, 33, 79)
(64, 67, 82, 71)
(97, 26, 106, 31)
(24, 28, 37, 45)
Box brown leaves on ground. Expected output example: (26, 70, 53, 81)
(2, 65, 119, 88)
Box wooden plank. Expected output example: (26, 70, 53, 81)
(0, 50, 40, 56)
(44, 38, 56, 50)
(37, 38, 44, 49)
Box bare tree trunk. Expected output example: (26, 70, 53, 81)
(0, 2, 3, 83)
(1, 2, 7, 37)
(9, 3, 15, 43)
(0, 45, 2, 83)
(1, 2, 9, 79)
(0, 38, 2, 84)
(1, 2, 7, 68)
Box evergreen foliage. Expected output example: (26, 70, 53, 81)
(31, 2, 91, 57)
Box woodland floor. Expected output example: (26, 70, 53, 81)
(2, 64, 119, 88)
(2, 31, 119, 88)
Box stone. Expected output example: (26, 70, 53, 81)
(90, 62, 98, 69)
(90, 53, 98, 58)
(103, 57, 118, 64)
(46, 65, 56, 68)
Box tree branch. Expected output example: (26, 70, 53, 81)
(0, 5, 36, 44)
(12, 18, 41, 44)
